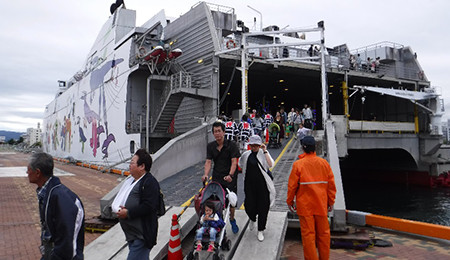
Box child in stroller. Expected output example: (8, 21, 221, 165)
(195, 200, 224, 252)
(188, 182, 234, 260)
(268, 122, 281, 148)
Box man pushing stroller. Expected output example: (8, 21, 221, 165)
(203, 121, 240, 233)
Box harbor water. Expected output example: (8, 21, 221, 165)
(343, 174, 450, 227)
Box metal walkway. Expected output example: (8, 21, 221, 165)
(270, 137, 302, 213)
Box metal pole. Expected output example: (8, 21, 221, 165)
(241, 35, 248, 115)
(146, 78, 150, 150)
(319, 21, 328, 127)
(247, 5, 262, 31)
(343, 71, 349, 117)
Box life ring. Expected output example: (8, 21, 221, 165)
(226, 39, 237, 49)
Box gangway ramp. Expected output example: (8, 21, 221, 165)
(85, 207, 197, 260)
(232, 211, 288, 260)
(183, 210, 287, 260)
(325, 120, 347, 231)
(269, 137, 302, 213)
(268, 124, 346, 231)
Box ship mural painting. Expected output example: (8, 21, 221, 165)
(44, 7, 143, 164)
(43, 3, 185, 165)
(45, 57, 122, 160)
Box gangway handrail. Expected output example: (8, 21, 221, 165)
(325, 120, 347, 231)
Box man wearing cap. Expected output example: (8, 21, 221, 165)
(286, 136, 336, 260)
(203, 121, 241, 233)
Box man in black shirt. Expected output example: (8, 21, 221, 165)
(202, 121, 240, 233)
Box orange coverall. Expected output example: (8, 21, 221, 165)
(287, 152, 336, 260)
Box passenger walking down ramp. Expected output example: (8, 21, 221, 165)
(232, 211, 288, 260)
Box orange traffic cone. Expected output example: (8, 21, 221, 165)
(168, 214, 183, 260)
(265, 128, 269, 143)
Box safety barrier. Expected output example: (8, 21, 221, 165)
(347, 210, 450, 241)
(53, 157, 130, 176)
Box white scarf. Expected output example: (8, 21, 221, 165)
(238, 150, 276, 207)
(111, 174, 145, 213)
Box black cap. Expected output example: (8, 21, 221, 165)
(301, 136, 315, 146)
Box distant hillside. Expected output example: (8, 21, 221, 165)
(0, 130, 25, 141)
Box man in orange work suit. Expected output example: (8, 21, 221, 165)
(286, 136, 336, 260)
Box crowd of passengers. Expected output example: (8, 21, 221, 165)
(219, 104, 316, 152)
(349, 54, 381, 73)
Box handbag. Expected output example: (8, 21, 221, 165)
(257, 158, 274, 180)
(157, 190, 166, 217)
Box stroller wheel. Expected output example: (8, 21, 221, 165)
(186, 250, 194, 260)
(193, 252, 200, 260)
(213, 252, 224, 260)
(223, 239, 232, 251)
(220, 239, 226, 250)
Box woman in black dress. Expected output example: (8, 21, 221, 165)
(238, 135, 275, 242)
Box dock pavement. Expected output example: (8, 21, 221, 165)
(1, 149, 450, 259)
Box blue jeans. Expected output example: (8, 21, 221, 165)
(127, 239, 150, 260)
(196, 227, 217, 242)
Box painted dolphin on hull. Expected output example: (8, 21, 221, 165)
(90, 58, 124, 90)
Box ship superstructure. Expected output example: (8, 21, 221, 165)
(44, 2, 446, 178)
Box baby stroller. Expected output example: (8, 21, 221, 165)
(187, 182, 233, 260)
(267, 122, 281, 148)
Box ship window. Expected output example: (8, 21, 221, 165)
(130, 141, 135, 154)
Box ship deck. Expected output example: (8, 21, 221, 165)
(1, 150, 449, 259)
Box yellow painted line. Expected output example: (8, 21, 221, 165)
(271, 137, 295, 170)
(180, 177, 211, 207)
(240, 137, 296, 210)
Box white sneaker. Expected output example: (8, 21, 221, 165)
(257, 231, 264, 241)
(249, 220, 256, 231)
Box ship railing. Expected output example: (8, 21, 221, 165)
(220, 36, 424, 81)
(151, 71, 212, 132)
(169, 71, 213, 90)
(198, 2, 235, 14)
(348, 120, 416, 133)
(223, 34, 321, 63)
(350, 41, 404, 55)
(151, 79, 175, 131)
(344, 61, 425, 81)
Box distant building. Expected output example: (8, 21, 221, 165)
(0, 136, 5, 143)
(26, 123, 42, 146)
(445, 119, 450, 143)
(443, 125, 448, 143)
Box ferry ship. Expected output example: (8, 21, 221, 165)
(43, 1, 445, 164)
(43, 1, 449, 235)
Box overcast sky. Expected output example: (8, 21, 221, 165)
(1, 0, 449, 132)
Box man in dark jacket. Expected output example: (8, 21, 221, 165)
(27, 152, 85, 260)
(115, 148, 160, 260)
